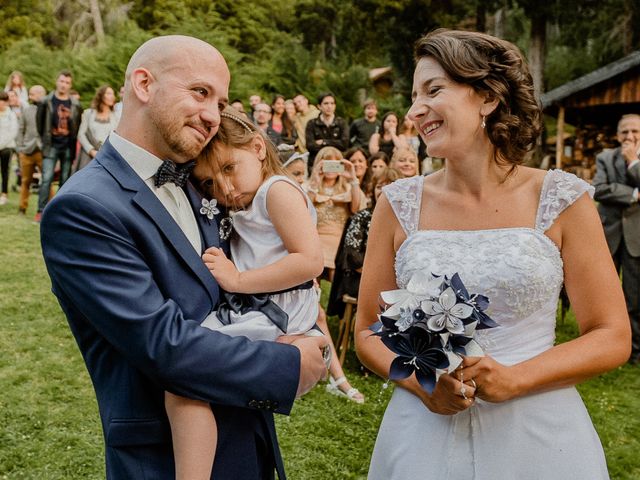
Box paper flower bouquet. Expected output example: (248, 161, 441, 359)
(371, 271, 499, 393)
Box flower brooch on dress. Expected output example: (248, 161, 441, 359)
(200, 198, 233, 240)
(371, 272, 499, 393)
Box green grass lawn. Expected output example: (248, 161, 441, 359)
(1, 186, 639, 479)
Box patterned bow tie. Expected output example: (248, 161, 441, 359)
(154, 160, 195, 188)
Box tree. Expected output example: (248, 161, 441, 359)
(89, 0, 105, 45)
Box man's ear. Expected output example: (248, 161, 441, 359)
(129, 67, 154, 104)
(252, 134, 267, 161)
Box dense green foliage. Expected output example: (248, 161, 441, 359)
(1, 1, 638, 118)
(1, 187, 639, 479)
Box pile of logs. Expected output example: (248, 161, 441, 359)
(558, 125, 618, 181)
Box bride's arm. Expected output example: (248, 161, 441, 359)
(354, 196, 473, 415)
(462, 193, 631, 402)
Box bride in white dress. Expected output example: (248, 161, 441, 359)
(355, 29, 631, 480)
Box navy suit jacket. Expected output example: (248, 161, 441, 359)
(40, 140, 299, 479)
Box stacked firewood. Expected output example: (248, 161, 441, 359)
(563, 125, 619, 181)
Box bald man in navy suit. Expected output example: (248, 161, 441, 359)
(40, 35, 328, 480)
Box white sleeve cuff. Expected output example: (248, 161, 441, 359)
(633, 188, 639, 203)
(628, 159, 640, 170)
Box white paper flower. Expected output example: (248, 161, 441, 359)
(421, 287, 473, 334)
(380, 272, 444, 317)
(200, 198, 220, 220)
(396, 307, 415, 332)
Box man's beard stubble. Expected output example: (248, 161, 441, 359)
(149, 104, 205, 161)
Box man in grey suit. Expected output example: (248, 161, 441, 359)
(593, 113, 640, 363)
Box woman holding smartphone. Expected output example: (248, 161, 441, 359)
(306, 146, 364, 281)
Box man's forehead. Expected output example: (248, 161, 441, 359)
(619, 118, 640, 131)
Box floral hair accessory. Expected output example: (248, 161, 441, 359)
(199, 198, 220, 220)
(371, 272, 499, 393)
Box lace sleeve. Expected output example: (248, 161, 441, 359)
(535, 169, 595, 232)
(382, 176, 424, 235)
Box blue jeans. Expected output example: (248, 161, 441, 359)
(38, 145, 72, 212)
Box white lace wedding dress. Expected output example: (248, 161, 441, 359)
(368, 170, 610, 480)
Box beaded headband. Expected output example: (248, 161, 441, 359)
(220, 111, 254, 134)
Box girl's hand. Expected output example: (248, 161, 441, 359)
(202, 247, 242, 292)
(340, 159, 357, 181)
(456, 356, 519, 403)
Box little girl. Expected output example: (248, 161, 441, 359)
(280, 151, 308, 186)
(165, 107, 325, 480)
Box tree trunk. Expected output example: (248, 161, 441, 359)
(529, 14, 546, 98)
(89, 0, 105, 46)
(330, 30, 337, 61)
(622, 0, 633, 55)
(528, 13, 546, 167)
(494, 8, 504, 38)
(476, 2, 486, 32)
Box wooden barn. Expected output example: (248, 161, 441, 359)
(540, 50, 640, 180)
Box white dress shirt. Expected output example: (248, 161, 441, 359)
(109, 131, 202, 253)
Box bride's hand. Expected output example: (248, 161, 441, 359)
(457, 355, 519, 403)
(413, 372, 476, 415)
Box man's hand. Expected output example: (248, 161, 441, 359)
(289, 335, 329, 397)
(202, 247, 241, 292)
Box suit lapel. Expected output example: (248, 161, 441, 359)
(97, 142, 219, 305)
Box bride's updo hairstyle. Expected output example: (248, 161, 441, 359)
(414, 29, 541, 167)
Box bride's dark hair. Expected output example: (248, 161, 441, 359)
(414, 29, 541, 167)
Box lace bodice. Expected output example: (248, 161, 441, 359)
(383, 170, 594, 364)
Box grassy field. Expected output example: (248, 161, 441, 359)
(1, 187, 639, 479)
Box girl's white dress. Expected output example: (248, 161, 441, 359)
(201, 175, 319, 341)
(368, 171, 610, 479)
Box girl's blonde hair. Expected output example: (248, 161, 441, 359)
(196, 106, 287, 198)
(370, 167, 401, 208)
(5, 71, 24, 91)
(311, 146, 349, 194)
(390, 148, 419, 177)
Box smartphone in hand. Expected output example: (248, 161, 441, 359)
(322, 160, 345, 173)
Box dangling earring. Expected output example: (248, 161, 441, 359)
(481, 116, 486, 129)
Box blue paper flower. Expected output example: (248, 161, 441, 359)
(449, 273, 498, 330)
(382, 328, 449, 393)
